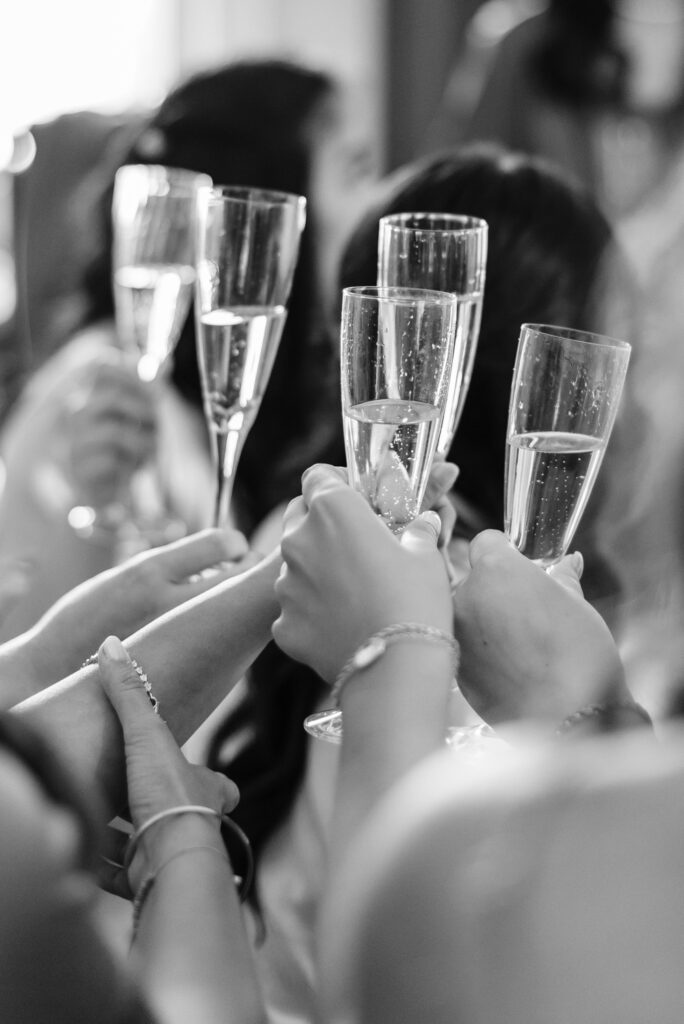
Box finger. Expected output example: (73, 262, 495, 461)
(77, 388, 157, 428)
(181, 551, 262, 594)
(421, 461, 459, 511)
(96, 860, 133, 900)
(151, 527, 250, 580)
(96, 825, 133, 899)
(97, 636, 165, 733)
(301, 464, 350, 506)
(74, 426, 156, 469)
(400, 510, 441, 554)
(432, 494, 457, 550)
(281, 496, 307, 535)
(213, 770, 241, 814)
(547, 551, 585, 598)
(467, 529, 513, 567)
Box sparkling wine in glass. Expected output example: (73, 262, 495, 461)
(377, 212, 488, 457)
(69, 164, 211, 546)
(195, 185, 306, 528)
(505, 323, 631, 567)
(304, 284, 458, 741)
(113, 164, 212, 381)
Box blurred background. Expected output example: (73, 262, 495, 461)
(0, 0, 539, 393)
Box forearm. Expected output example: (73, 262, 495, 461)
(332, 643, 453, 860)
(133, 821, 265, 1024)
(0, 593, 105, 708)
(13, 551, 282, 814)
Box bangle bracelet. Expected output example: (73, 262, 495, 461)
(131, 844, 230, 941)
(556, 699, 653, 737)
(82, 650, 160, 714)
(125, 805, 254, 903)
(124, 805, 221, 870)
(331, 622, 460, 708)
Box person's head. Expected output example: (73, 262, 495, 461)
(339, 144, 620, 536)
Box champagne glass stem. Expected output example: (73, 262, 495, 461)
(212, 427, 247, 528)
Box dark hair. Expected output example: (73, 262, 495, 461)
(209, 143, 624, 875)
(81, 58, 339, 529)
(530, 0, 628, 107)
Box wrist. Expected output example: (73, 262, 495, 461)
(129, 815, 223, 891)
(333, 623, 459, 708)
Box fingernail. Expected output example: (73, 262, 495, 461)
(101, 636, 130, 662)
(432, 462, 459, 486)
(570, 551, 584, 578)
(422, 510, 442, 535)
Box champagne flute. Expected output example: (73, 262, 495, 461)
(112, 164, 211, 383)
(195, 185, 306, 528)
(304, 284, 458, 742)
(379, 213, 488, 750)
(505, 323, 631, 567)
(68, 164, 211, 545)
(377, 212, 488, 456)
(445, 323, 631, 753)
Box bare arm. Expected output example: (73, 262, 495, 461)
(0, 528, 257, 708)
(13, 549, 282, 815)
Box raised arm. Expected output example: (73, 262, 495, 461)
(0, 527, 257, 708)
(272, 464, 456, 847)
(12, 549, 282, 815)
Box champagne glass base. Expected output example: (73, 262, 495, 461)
(304, 709, 504, 760)
(303, 708, 343, 744)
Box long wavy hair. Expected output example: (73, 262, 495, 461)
(209, 144, 632, 875)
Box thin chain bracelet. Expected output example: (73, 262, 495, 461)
(331, 622, 460, 708)
(81, 650, 160, 714)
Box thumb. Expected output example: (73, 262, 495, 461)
(400, 511, 441, 554)
(97, 637, 161, 732)
(547, 551, 585, 598)
(301, 463, 349, 506)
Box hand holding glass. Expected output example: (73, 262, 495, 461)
(505, 323, 631, 567)
(69, 164, 210, 543)
(304, 285, 457, 742)
(377, 213, 487, 456)
(341, 285, 458, 533)
(195, 186, 306, 527)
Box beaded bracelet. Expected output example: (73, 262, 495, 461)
(556, 699, 653, 737)
(331, 622, 460, 708)
(81, 650, 160, 714)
